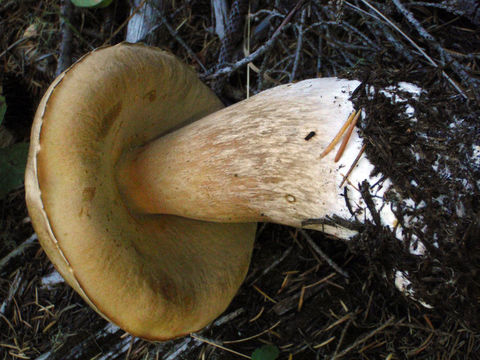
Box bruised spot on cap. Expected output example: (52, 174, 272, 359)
(99, 101, 122, 139)
(143, 89, 157, 103)
(82, 187, 96, 202)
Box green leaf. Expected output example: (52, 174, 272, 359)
(71, 0, 113, 8)
(0, 142, 29, 199)
(0, 94, 6, 126)
(252, 345, 280, 360)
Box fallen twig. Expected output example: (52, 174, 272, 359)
(0, 234, 37, 272)
(332, 318, 352, 358)
(104, 0, 147, 44)
(339, 143, 367, 188)
(248, 246, 293, 285)
(392, 0, 479, 97)
(190, 334, 251, 359)
(300, 230, 349, 278)
(346, 0, 467, 99)
(0, 271, 23, 315)
(125, 0, 159, 44)
(0, 37, 32, 60)
(212, 0, 229, 41)
(158, 12, 207, 72)
(56, 0, 73, 76)
(333, 317, 397, 358)
(289, 8, 305, 82)
(223, 321, 281, 344)
(205, 0, 304, 79)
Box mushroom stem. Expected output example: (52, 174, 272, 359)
(117, 78, 364, 239)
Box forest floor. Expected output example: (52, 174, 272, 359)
(1, 0, 479, 359)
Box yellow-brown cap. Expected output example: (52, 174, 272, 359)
(25, 43, 256, 340)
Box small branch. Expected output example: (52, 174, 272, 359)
(332, 318, 352, 358)
(247, 246, 293, 285)
(153, 308, 245, 359)
(163, 338, 193, 360)
(211, 0, 229, 41)
(383, 26, 414, 62)
(316, 30, 322, 74)
(36, 323, 137, 360)
(347, 0, 468, 99)
(190, 334, 251, 359)
(158, 12, 207, 72)
(392, 0, 434, 41)
(0, 271, 23, 315)
(104, 0, 147, 44)
(223, 320, 281, 344)
(392, 0, 479, 97)
(333, 317, 397, 358)
(123, 1, 206, 71)
(408, 1, 480, 26)
(300, 230, 349, 278)
(217, 0, 248, 66)
(205, 0, 304, 79)
(212, 308, 245, 327)
(272, 273, 334, 315)
(125, 0, 160, 44)
(0, 234, 37, 272)
(359, 181, 382, 227)
(289, 8, 305, 82)
(56, 0, 73, 76)
(205, 31, 282, 79)
(213, 0, 248, 93)
(339, 144, 367, 188)
(0, 37, 31, 60)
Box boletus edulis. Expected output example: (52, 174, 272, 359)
(26, 43, 404, 340)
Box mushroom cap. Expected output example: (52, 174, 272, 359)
(25, 43, 257, 340)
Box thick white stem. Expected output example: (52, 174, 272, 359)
(117, 78, 396, 239)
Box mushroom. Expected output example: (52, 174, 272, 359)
(25, 42, 395, 340)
